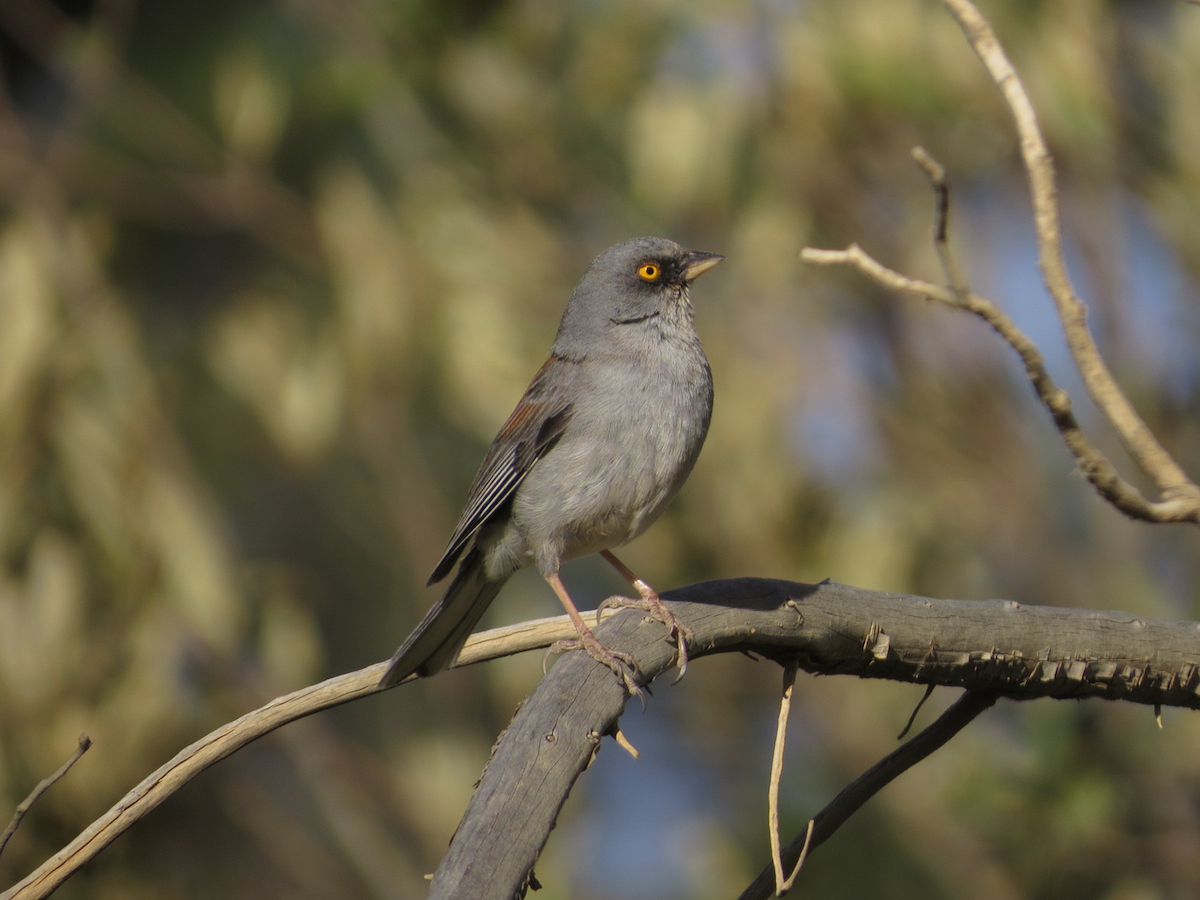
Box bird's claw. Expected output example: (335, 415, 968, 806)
(546, 636, 646, 707)
(597, 591, 693, 682)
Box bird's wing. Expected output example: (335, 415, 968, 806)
(427, 356, 574, 584)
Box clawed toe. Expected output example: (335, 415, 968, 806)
(596, 593, 692, 682)
(547, 636, 645, 704)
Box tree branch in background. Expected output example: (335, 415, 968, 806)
(941, 0, 1199, 504)
(799, 241, 1192, 522)
(802, 0, 1200, 525)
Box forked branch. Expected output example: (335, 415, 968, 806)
(8, 579, 1200, 900)
(802, 0, 1200, 525)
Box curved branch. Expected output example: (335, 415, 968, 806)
(0, 615, 584, 900)
(803, 0, 1200, 524)
(8, 578, 1200, 900)
(941, 0, 1200, 508)
(426, 578, 1200, 899)
(801, 244, 1199, 524)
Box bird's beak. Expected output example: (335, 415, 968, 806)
(682, 251, 724, 282)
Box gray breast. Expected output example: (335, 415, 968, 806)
(511, 333, 713, 575)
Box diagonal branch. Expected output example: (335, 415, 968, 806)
(421, 578, 1200, 899)
(0, 736, 92, 860)
(0, 614, 585, 900)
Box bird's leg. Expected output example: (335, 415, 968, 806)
(597, 550, 693, 680)
(544, 571, 643, 699)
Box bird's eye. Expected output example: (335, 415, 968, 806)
(637, 263, 660, 281)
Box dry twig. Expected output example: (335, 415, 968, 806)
(769, 664, 804, 894)
(0, 736, 92, 861)
(942, 0, 1196, 504)
(738, 691, 998, 900)
(802, 0, 1200, 525)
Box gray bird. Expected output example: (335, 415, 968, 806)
(379, 237, 723, 694)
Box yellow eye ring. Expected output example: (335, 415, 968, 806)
(637, 263, 660, 281)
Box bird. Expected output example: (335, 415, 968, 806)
(379, 236, 723, 695)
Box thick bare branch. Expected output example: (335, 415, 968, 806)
(426, 578, 1200, 899)
(8, 578, 1200, 899)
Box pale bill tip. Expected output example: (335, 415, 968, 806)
(683, 252, 724, 281)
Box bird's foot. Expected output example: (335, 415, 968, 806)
(546, 631, 644, 703)
(598, 585, 693, 682)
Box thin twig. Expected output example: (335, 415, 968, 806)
(910, 146, 969, 297)
(897, 684, 936, 741)
(940, 0, 1200, 508)
(801, 243, 1198, 524)
(739, 691, 998, 900)
(769, 665, 802, 894)
(0, 736, 92, 860)
(803, 0, 1200, 525)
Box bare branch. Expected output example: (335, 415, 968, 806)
(9, 578, 1200, 899)
(423, 579, 1200, 899)
(940, 0, 1200, 508)
(0, 736, 92, 861)
(738, 691, 998, 900)
(0, 615, 584, 900)
(803, 1, 1200, 525)
(801, 244, 1198, 523)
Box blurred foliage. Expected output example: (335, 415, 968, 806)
(0, 0, 1199, 897)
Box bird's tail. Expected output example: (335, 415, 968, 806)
(379, 548, 508, 687)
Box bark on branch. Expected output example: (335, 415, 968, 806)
(7, 578, 1200, 899)
(427, 577, 1200, 899)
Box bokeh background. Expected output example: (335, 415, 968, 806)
(1, 0, 1199, 897)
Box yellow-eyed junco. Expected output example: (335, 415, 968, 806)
(380, 237, 723, 695)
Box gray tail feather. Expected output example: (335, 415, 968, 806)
(379, 549, 508, 687)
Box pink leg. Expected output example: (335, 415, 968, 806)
(598, 550, 693, 680)
(544, 571, 642, 698)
